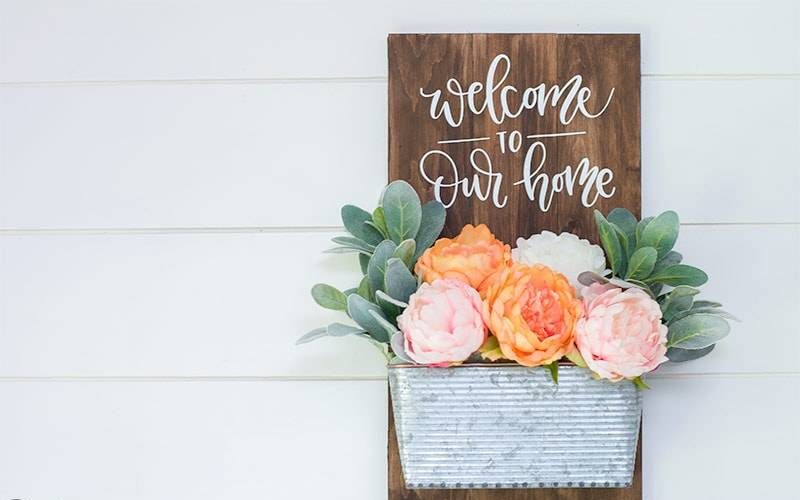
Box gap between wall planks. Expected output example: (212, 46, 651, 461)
(388, 33, 642, 499)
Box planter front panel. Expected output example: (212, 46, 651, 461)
(389, 365, 641, 489)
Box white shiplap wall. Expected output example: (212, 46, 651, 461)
(1, 1, 798, 499)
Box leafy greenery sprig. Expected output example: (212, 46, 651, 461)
(297, 181, 446, 357)
(582, 208, 737, 362)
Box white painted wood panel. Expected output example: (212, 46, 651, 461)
(653, 224, 800, 376)
(0, 231, 385, 378)
(0, 380, 388, 500)
(0, 0, 797, 82)
(642, 78, 800, 223)
(0, 376, 795, 500)
(1, 226, 796, 378)
(643, 375, 800, 500)
(1, 79, 797, 229)
(0, 81, 388, 230)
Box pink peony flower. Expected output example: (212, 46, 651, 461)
(398, 278, 487, 365)
(575, 283, 668, 381)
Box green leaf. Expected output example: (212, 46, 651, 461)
(358, 253, 370, 275)
(375, 290, 409, 309)
(647, 264, 708, 287)
(357, 275, 372, 301)
(295, 327, 327, 345)
(626, 247, 658, 280)
(392, 239, 416, 268)
(639, 210, 679, 258)
(692, 300, 722, 308)
(341, 205, 384, 246)
(371, 207, 389, 238)
(544, 362, 559, 384)
(413, 200, 446, 262)
(346, 294, 391, 343)
(659, 285, 699, 321)
(594, 210, 626, 277)
(652, 251, 682, 274)
(578, 271, 609, 287)
(478, 336, 505, 361)
(623, 279, 657, 298)
(649, 283, 664, 297)
(565, 349, 587, 368)
(631, 376, 650, 390)
(374, 288, 402, 318)
(390, 331, 415, 364)
(612, 223, 632, 260)
(323, 246, 367, 255)
(382, 180, 422, 244)
(295, 323, 367, 345)
(667, 344, 715, 362)
(667, 313, 730, 349)
(608, 208, 637, 256)
(671, 306, 740, 323)
(367, 240, 397, 294)
(310, 283, 348, 311)
(608, 208, 638, 238)
(329, 236, 375, 255)
(327, 323, 368, 337)
(368, 309, 400, 338)
(635, 216, 653, 245)
(384, 258, 418, 303)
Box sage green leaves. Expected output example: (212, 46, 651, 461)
(593, 208, 707, 291)
(382, 180, 422, 243)
(310, 283, 347, 311)
(300, 181, 446, 356)
(593, 208, 735, 363)
(326, 180, 445, 268)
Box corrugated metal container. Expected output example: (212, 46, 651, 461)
(388, 364, 641, 489)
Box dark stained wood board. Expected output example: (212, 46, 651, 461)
(387, 34, 642, 500)
(388, 33, 640, 243)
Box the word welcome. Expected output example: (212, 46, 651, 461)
(419, 53, 615, 127)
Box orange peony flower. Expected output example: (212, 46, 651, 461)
(415, 224, 511, 295)
(483, 263, 583, 367)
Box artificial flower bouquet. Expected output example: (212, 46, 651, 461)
(298, 180, 734, 489)
(298, 180, 733, 379)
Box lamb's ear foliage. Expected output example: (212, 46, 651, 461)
(592, 209, 734, 362)
(301, 181, 446, 351)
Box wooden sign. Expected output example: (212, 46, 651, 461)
(388, 34, 642, 500)
(388, 33, 640, 244)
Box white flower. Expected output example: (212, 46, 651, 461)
(512, 231, 606, 289)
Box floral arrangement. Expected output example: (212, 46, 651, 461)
(298, 181, 735, 386)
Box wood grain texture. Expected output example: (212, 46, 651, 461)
(388, 34, 642, 500)
(388, 34, 640, 243)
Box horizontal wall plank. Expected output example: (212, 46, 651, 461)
(643, 375, 800, 500)
(0, 232, 385, 378)
(0, 380, 387, 500)
(0, 226, 796, 378)
(0, 81, 388, 229)
(643, 78, 800, 223)
(1, 0, 797, 82)
(0, 375, 795, 499)
(653, 225, 800, 376)
(1, 79, 797, 229)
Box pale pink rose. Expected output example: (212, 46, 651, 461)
(576, 283, 668, 381)
(398, 278, 487, 366)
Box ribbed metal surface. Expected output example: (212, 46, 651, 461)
(389, 364, 641, 489)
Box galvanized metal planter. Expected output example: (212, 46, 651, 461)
(388, 364, 641, 489)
